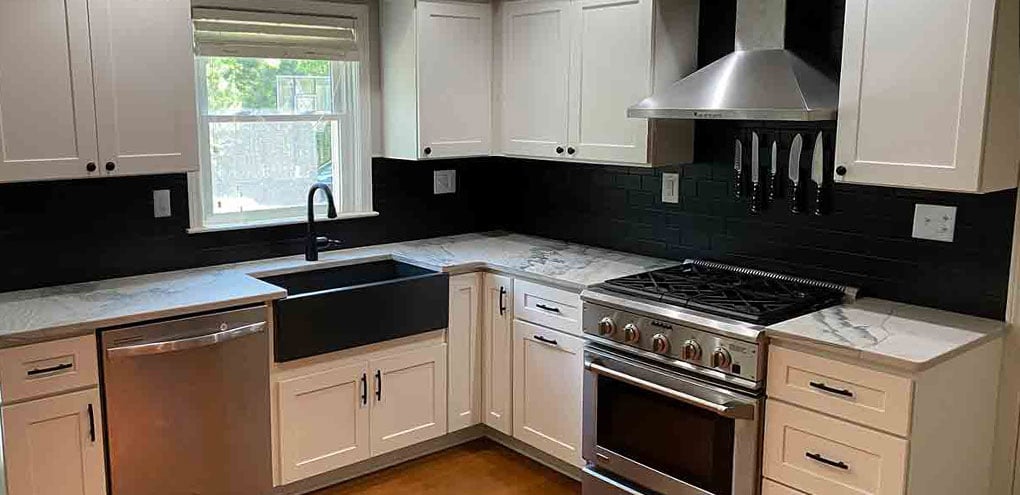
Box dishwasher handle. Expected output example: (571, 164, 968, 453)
(106, 321, 266, 358)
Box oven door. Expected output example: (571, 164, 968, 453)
(583, 346, 762, 495)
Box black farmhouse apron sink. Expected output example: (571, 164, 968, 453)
(259, 260, 449, 362)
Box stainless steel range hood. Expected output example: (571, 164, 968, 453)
(628, 0, 838, 121)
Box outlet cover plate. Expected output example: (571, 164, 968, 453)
(153, 189, 172, 218)
(912, 204, 956, 242)
(433, 170, 456, 195)
(662, 173, 680, 204)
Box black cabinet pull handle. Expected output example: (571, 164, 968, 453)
(567, 147, 576, 155)
(499, 286, 507, 315)
(809, 381, 855, 398)
(105, 161, 116, 171)
(835, 165, 847, 176)
(375, 370, 382, 401)
(423, 147, 432, 156)
(806, 452, 849, 470)
(533, 335, 559, 347)
(536, 303, 560, 313)
(360, 373, 368, 406)
(86, 162, 97, 172)
(27, 362, 73, 376)
(87, 403, 96, 443)
(556, 146, 565, 154)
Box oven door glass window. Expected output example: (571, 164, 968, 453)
(597, 375, 735, 495)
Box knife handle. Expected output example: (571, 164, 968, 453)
(769, 172, 779, 200)
(791, 180, 802, 214)
(814, 183, 826, 216)
(750, 182, 761, 213)
(734, 168, 743, 198)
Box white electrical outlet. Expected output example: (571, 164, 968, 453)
(153, 189, 172, 218)
(912, 204, 957, 242)
(433, 170, 456, 195)
(661, 173, 680, 204)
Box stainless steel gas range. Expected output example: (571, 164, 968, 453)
(580, 260, 854, 495)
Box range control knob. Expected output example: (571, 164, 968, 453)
(681, 340, 703, 362)
(651, 334, 670, 354)
(598, 317, 616, 337)
(623, 324, 640, 344)
(711, 348, 732, 369)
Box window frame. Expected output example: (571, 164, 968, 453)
(187, 1, 373, 233)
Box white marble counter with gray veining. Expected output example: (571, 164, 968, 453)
(0, 232, 678, 348)
(766, 298, 1006, 371)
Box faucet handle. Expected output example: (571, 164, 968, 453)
(315, 237, 342, 251)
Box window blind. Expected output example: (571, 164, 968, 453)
(193, 8, 358, 61)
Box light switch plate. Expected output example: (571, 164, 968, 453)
(661, 173, 680, 204)
(912, 204, 957, 242)
(433, 170, 456, 195)
(153, 189, 172, 218)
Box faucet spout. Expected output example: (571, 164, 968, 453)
(306, 183, 339, 261)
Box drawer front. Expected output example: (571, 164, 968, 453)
(767, 345, 913, 436)
(513, 279, 581, 336)
(764, 400, 908, 495)
(762, 478, 808, 495)
(0, 335, 99, 404)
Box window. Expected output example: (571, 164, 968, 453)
(189, 5, 372, 231)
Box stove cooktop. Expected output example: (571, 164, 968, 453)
(598, 261, 847, 326)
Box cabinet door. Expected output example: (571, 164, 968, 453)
(567, 0, 652, 164)
(0, 0, 98, 182)
(512, 319, 584, 466)
(502, 0, 572, 159)
(1, 388, 106, 495)
(277, 362, 370, 484)
(417, 1, 492, 159)
(447, 273, 482, 432)
(835, 0, 1000, 191)
(370, 344, 448, 456)
(482, 273, 514, 435)
(88, 0, 198, 176)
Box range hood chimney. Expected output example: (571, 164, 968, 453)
(628, 0, 838, 121)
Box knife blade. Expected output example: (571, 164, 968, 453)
(811, 131, 825, 216)
(734, 139, 743, 198)
(750, 132, 761, 213)
(789, 133, 803, 213)
(769, 140, 779, 201)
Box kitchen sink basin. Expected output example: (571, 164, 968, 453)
(259, 260, 449, 362)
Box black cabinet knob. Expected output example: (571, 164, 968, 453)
(423, 147, 432, 156)
(556, 146, 564, 154)
(835, 165, 847, 176)
(567, 147, 576, 155)
(105, 161, 116, 171)
(86, 162, 97, 172)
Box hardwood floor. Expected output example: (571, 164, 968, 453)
(310, 439, 581, 495)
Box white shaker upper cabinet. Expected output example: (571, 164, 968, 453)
(835, 0, 1019, 192)
(502, 0, 572, 159)
(88, 0, 199, 177)
(382, 0, 492, 160)
(0, 0, 99, 181)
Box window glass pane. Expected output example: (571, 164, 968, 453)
(209, 120, 337, 214)
(203, 57, 334, 115)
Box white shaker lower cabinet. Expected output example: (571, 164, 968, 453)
(512, 319, 584, 466)
(482, 273, 514, 435)
(1, 388, 107, 495)
(834, 0, 1018, 192)
(447, 273, 483, 432)
(370, 344, 448, 456)
(276, 362, 371, 485)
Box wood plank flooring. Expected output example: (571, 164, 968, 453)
(310, 439, 581, 495)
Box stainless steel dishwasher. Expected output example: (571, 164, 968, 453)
(102, 306, 272, 495)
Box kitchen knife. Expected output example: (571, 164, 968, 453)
(769, 140, 779, 201)
(750, 132, 761, 213)
(811, 131, 826, 216)
(789, 133, 803, 213)
(734, 139, 743, 198)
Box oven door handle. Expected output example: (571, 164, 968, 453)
(585, 360, 755, 420)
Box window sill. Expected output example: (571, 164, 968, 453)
(187, 211, 380, 234)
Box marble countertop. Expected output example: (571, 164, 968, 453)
(0, 232, 677, 348)
(767, 298, 1006, 371)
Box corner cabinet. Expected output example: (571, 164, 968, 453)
(0, 0, 198, 183)
(381, 0, 492, 160)
(834, 0, 1019, 192)
(499, 0, 697, 166)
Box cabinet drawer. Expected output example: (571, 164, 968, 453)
(764, 400, 908, 495)
(0, 335, 99, 404)
(762, 478, 807, 495)
(767, 345, 913, 436)
(513, 279, 581, 336)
